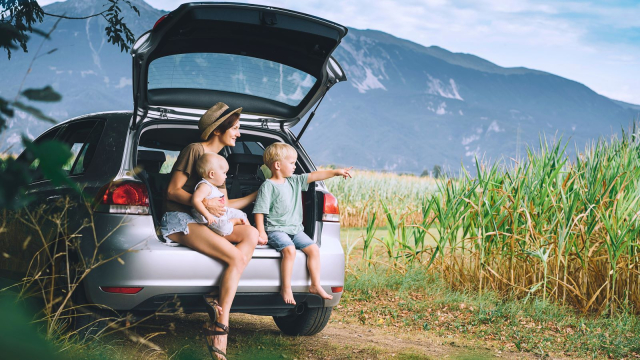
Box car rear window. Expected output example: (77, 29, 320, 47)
(147, 53, 317, 106)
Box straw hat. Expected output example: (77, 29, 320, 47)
(199, 102, 242, 140)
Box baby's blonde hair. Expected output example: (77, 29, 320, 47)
(263, 143, 297, 168)
(196, 152, 227, 178)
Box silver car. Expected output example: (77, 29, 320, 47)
(8, 3, 348, 337)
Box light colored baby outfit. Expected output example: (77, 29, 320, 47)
(191, 179, 248, 236)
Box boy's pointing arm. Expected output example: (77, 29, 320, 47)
(307, 167, 353, 183)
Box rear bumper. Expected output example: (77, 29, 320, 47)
(81, 214, 345, 311)
(130, 292, 337, 317)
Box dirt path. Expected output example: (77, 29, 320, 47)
(100, 312, 546, 359)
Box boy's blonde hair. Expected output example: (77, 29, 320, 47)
(263, 143, 297, 168)
(196, 152, 227, 178)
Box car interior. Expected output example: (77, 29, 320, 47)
(135, 126, 317, 239)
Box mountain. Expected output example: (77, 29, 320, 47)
(1, 0, 638, 173)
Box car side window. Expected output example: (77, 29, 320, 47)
(56, 120, 106, 176)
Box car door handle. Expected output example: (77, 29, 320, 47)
(46, 195, 62, 201)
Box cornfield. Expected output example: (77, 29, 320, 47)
(327, 129, 640, 315)
(325, 170, 439, 227)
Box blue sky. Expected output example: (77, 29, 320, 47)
(39, 0, 640, 104)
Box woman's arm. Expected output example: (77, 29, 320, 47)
(223, 189, 258, 210)
(167, 171, 225, 216)
(166, 171, 193, 206)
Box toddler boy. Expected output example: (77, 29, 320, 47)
(253, 143, 352, 304)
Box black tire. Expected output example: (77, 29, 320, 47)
(273, 304, 332, 336)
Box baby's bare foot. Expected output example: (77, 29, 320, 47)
(309, 285, 333, 300)
(281, 287, 296, 305)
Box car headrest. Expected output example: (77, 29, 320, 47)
(226, 153, 264, 165)
(226, 153, 264, 177)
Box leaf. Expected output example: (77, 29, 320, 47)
(0, 157, 34, 209)
(0, 22, 28, 60)
(22, 138, 79, 193)
(0, 0, 45, 58)
(0, 96, 14, 131)
(21, 85, 62, 102)
(11, 101, 57, 123)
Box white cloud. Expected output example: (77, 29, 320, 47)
(115, 77, 132, 89)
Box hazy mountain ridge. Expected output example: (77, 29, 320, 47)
(1, 0, 638, 174)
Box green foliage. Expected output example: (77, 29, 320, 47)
(21, 85, 62, 102)
(0, 95, 13, 131)
(23, 137, 80, 190)
(0, 293, 62, 360)
(12, 99, 57, 123)
(103, 0, 140, 53)
(0, 155, 33, 209)
(432, 164, 443, 178)
(344, 126, 640, 315)
(0, 0, 44, 59)
(0, 138, 78, 209)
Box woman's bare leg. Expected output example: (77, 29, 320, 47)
(168, 223, 247, 356)
(224, 224, 259, 263)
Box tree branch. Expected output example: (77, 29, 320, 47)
(42, 10, 108, 20)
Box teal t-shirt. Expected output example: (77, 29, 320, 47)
(253, 174, 309, 235)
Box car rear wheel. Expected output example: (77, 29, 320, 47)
(273, 303, 332, 336)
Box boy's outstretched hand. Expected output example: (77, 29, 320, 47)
(335, 167, 353, 179)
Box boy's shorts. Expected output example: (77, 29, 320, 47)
(267, 231, 315, 252)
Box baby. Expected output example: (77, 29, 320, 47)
(253, 143, 352, 305)
(191, 152, 248, 236)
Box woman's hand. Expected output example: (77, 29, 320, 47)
(204, 198, 226, 217)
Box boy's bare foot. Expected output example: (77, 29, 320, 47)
(281, 287, 296, 305)
(309, 285, 333, 300)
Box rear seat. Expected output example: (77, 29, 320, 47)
(226, 153, 265, 222)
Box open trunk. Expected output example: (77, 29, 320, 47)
(134, 122, 319, 242)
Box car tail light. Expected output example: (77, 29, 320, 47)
(153, 14, 168, 29)
(100, 286, 143, 294)
(322, 193, 340, 222)
(99, 181, 149, 214)
(331, 286, 343, 293)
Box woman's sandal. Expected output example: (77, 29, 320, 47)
(203, 321, 229, 360)
(203, 295, 221, 323)
(202, 295, 228, 360)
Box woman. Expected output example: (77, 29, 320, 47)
(161, 102, 266, 359)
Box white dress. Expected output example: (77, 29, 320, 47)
(191, 179, 248, 236)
